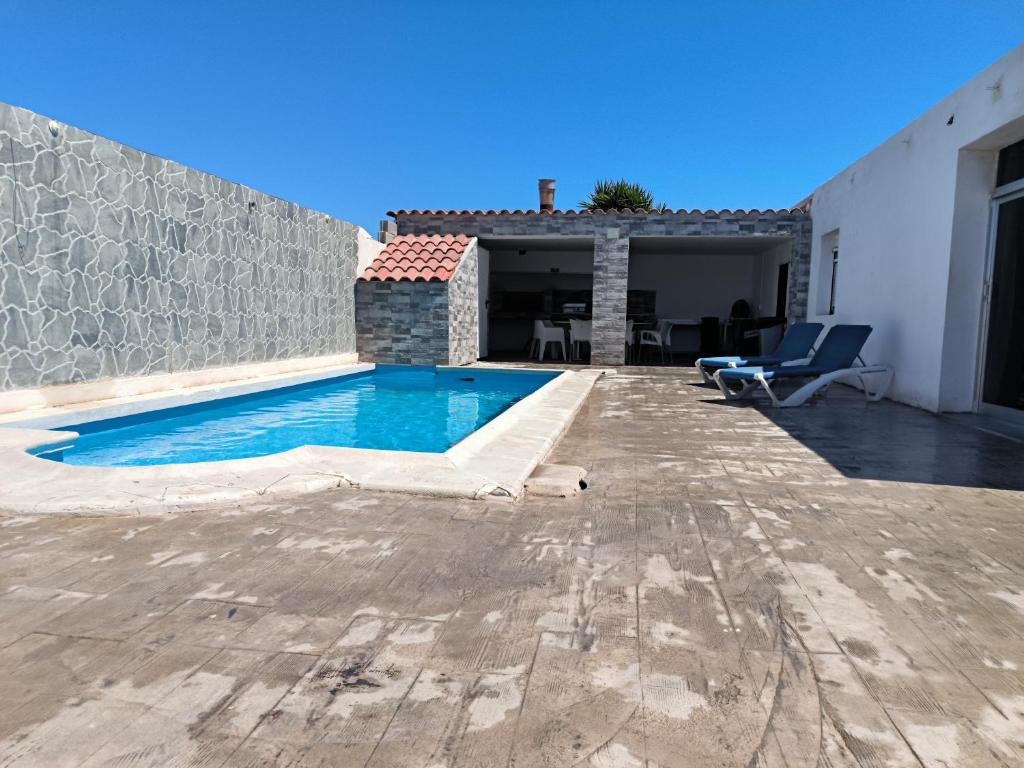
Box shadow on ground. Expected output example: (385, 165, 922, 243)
(697, 381, 1024, 491)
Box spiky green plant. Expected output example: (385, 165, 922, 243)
(579, 179, 665, 211)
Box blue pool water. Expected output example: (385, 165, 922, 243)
(34, 366, 558, 467)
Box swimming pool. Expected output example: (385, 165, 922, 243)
(32, 366, 559, 467)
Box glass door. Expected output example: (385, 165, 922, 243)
(981, 192, 1024, 412)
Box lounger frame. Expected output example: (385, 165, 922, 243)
(696, 349, 819, 384)
(713, 362, 895, 408)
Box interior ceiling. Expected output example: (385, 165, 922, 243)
(630, 235, 791, 255)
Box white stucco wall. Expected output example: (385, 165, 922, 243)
(808, 45, 1024, 412)
(754, 241, 793, 318)
(627, 252, 767, 319)
(356, 228, 385, 276)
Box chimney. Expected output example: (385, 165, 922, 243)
(538, 178, 556, 212)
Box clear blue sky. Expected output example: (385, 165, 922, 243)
(4, 2, 1022, 231)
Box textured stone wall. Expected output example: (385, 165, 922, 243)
(787, 222, 812, 322)
(0, 103, 360, 390)
(355, 281, 449, 365)
(355, 241, 480, 367)
(395, 210, 813, 364)
(446, 241, 479, 366)
(591, 231, 630, 364)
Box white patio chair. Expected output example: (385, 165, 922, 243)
(569, 319, 591, 361)
(532, 320, 566, 361)
(637, 319, 674, 363)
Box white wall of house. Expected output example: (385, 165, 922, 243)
(356, 228, 385, 275)
(808, 45, 1024, 412)
(754, 241, 793, 318)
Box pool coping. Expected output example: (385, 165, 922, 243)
(0, 362, 604, 517)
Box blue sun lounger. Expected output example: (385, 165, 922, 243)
(713, 324, 894, 407)
(696, 322, 824, 383)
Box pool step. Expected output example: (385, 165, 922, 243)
(525, 463, 588, 498)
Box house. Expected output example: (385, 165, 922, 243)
(361, 45, 1024, 422)
(355, 234, 481, 366)
(2, 46, 1022, 424)
(361, 201, 811, 366)
(806, 45, 1024, 418)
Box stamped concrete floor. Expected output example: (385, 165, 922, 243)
(2, 367, 1024, 767)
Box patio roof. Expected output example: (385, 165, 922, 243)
(359, 234, 472, 282)
(388, 208, 806, 217)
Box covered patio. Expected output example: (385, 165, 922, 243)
(627, 234, 794, 363)
(387, 206, 812, 367)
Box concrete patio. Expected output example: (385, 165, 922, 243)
(1, 367, 1023, 767)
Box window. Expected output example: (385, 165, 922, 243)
(828, 246, 839, 315)
(996, 136, 1024, 189)
(817, 229, 840, 316)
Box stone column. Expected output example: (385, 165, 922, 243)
(591, 229, 630, 365)
(787, 221, 813, 321)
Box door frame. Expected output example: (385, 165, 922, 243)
(974, 178, 1024, 420)
(775, 261, 790, 318)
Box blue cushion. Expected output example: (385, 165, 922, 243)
(719, 326, 873, 383)
(700, 356, 743, 367)
(718, 365, 828, 381)
(701, 355, 784, 369)
(701, 322, 824, 373)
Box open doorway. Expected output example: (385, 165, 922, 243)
(480, 237, 594, 362)
(627, 236, 792, 364)
(776, 262, 790, 317)
(980, 189, 1024, 416)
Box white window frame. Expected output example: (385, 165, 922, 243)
(828, 246, 839, 316)
(974, 180, 1024, 421)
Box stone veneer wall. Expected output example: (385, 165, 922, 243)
(395, 210, 813, 365)
(592, 232, 630, 364)
(446, 240, 479, 366)
(355, 241, 479, 367)
(355, 282, 450, 365)
(0, 103, 361, 390)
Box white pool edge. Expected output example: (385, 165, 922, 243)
(0, 363, 603, 517)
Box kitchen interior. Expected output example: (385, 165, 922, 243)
(479, 235, 793, 364)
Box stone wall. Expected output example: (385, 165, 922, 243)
(394, 210, 813, 365)
(355, 240, 480, 367)
(355, 281, 449, 365)
(591, 231, 630, 364)
(446, 241, 479, 366)
(0, 103, 361, 391)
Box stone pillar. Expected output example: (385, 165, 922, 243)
(591, 229, 630, 365)
(787, 221, 813, 321)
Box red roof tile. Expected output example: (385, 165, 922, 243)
(359, 234, 472, 282)
(792, 195, 813, 213)
(386, 208, 807, 217)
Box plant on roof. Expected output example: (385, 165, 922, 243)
(579, 179, 666, 212)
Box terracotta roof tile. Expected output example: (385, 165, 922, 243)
(359, 234, 472, 282)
